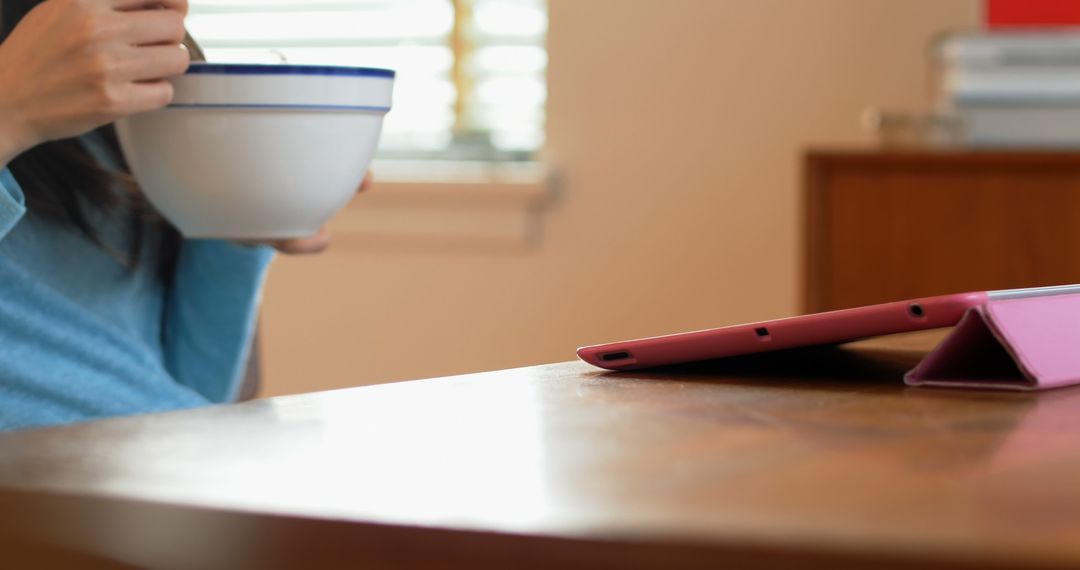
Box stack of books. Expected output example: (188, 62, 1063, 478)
(939, 32, 1080, 147)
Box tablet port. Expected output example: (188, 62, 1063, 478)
(908, 303, 926, 318)
(601, 351, 632, 362)
(755, 327, 771, 339)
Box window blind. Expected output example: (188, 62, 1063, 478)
(186, 0, 547, 161)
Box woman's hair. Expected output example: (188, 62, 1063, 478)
(0, 0, 198, 267)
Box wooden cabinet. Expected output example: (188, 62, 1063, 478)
(804, 150, 1080, 312)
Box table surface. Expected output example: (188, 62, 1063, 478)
(2, 331, 1080, 570)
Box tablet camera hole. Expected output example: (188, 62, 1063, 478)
(908, 303, 926, 318)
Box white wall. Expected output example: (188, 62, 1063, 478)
(260, 0, 980, 396)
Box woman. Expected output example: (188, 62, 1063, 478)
(0, 0, 364, 431)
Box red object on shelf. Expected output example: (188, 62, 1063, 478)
(987, 0, 1080, 27)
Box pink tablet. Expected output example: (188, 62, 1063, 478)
(577, 285, 1080, 371)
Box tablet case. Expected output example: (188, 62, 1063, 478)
(905, 293, 1080, 391)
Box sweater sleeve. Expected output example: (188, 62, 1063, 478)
(0, 168, 28, 241)
(163, 239, 275, 403)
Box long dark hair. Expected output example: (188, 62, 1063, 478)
(0, 0, 197, 268)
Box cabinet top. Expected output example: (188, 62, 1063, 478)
(807, 147, 1080, 167)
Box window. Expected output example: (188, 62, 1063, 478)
(186, 0, 548, 163)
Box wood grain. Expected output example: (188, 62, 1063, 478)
(805, 150, 1080, 312)
(2, 332, 1080, 569)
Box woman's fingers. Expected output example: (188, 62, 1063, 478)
(111, 0, 189, 16)
(120, 9, 188, 46)
(270, 228, 333, 255)
(121, 44, 191, 82)
(123, 80, 176, 114)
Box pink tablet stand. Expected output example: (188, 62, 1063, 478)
(906, 293, 1080, 391)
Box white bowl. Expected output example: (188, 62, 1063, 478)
(116, 63, 395, 239)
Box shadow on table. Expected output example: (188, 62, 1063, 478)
(595, 343, 926, 387)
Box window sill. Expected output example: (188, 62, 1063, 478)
(330, 159, 557, 252)
(362, 159, 550, 204)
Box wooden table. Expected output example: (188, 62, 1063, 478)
(3, 332, 1080, 569)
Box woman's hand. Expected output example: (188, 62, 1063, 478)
(254, 172, 374, 255)
(0, 0, 191, 166)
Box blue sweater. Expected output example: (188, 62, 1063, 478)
(0, 141, 274, 432)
